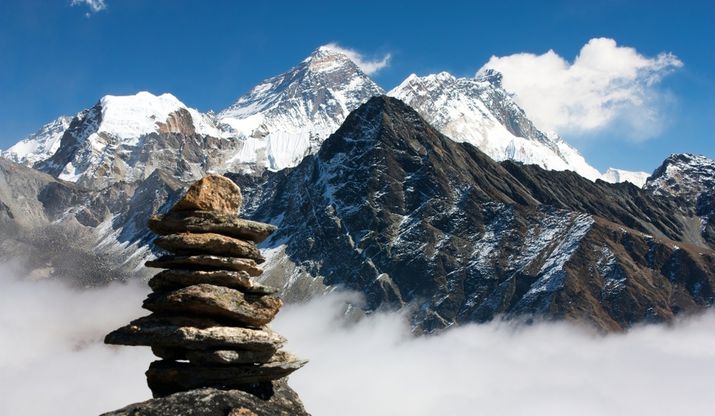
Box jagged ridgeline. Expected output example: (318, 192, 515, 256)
(103, 175, 309, 416)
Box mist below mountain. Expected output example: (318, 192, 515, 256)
(2, 261, 714, 416)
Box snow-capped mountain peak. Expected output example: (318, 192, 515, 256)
(645, 153, 715, 200)
(388, 70, 602, 180)
(96, 91, 221, 140)
(217, 46, 384, 171)
(2, 115, 72, 166)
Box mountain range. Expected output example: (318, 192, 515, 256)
(1, 46, 713, 331)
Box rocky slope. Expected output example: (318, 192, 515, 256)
(235, 96, 714, 332)
(0, 157, 181, 284)
(644, 153, 715, 248)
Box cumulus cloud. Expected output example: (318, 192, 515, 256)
(321, 43, 391, 75)
(478, 38, 682, 140)
(70, 0, 107, 16)
(2, 266, 714, 415)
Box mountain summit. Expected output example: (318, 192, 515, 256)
(388, 71, 602, 180)
(217, 46, 385, 171)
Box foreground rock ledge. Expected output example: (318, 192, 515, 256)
(101, 379, 309, 416)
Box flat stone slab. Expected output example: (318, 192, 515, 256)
(146, 358, 307, 397)
(146, 255, 263, 276)
(151, 347, 300, 366)
(149, 269, 277, 295)
(171, 175, 243, 215)
(149, 211, 276, 243)
(143, 284, 282, 327)
(104, 315, 285, 351)
(155, 233, 265, 262)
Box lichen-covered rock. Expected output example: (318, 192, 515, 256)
(104, 315, 286, 351)
(148, 269, 277, 294)
(170, 175, 243, 215)
(143, 284, 282, 327)
(145, 255, 263, 276)
(101, 380, 310, 416)
(155, 233, 264, 261)
(149, 211, 277, 243)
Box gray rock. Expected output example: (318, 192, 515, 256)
(101, 379, 310, 416)
(146, 255, 263, 276)
(155, 232, 265, 262)
(149, 211, 276, 243)
(148, 269, 277, 294)
(143, 284, 282, 327)
(104, 315, 285, 351)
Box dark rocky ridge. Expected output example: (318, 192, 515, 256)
(235, 96, 715, 332)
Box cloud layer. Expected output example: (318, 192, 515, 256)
(2, 266, 714, 415)
(478, 38, 682, 140)
(275, 292, 715, 416)
(321, 43, 391, 75)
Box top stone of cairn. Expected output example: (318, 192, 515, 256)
(171, 175, 243, 215)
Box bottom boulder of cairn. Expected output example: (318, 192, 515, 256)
(102, 176, 309, 415)
(102, 380, 309, 416)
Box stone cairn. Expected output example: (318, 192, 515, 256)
(105, 175, 306, 399)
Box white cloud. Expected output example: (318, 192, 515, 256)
(321, 43, 391, 75)
(70, 0, 107, 16)
(478, 38, 682, 140)
(3, 263, 714, 415)
(0, 263, 153, 415)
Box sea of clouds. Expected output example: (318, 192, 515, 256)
(1, 263, 714, 415)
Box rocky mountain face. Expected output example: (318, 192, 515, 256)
(218, 46, 385, 172)
(235, 96, 714, 332)
(644, 153, 715, 248)
(0, 156, 181, 284)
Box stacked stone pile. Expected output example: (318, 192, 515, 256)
(105, 175, 306, 399)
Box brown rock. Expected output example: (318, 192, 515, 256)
(146, 255, 263, 276)
(171, 175, 243, 215)
(148, 269, 277, 294)
(154, 233, 264, 262)
(143, 284, 282, 327)
(104, 315, 285, 351)
(149, 211, 277, 243)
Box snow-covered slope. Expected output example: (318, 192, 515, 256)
(2, 116, 72, 166)
(600, 168, 650, 188)
(33, 91, 237, 187)
(218, 46, 384, 171)
(388, 70, 601, 180)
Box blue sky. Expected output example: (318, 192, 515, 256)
(0, 0, 712, 172)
